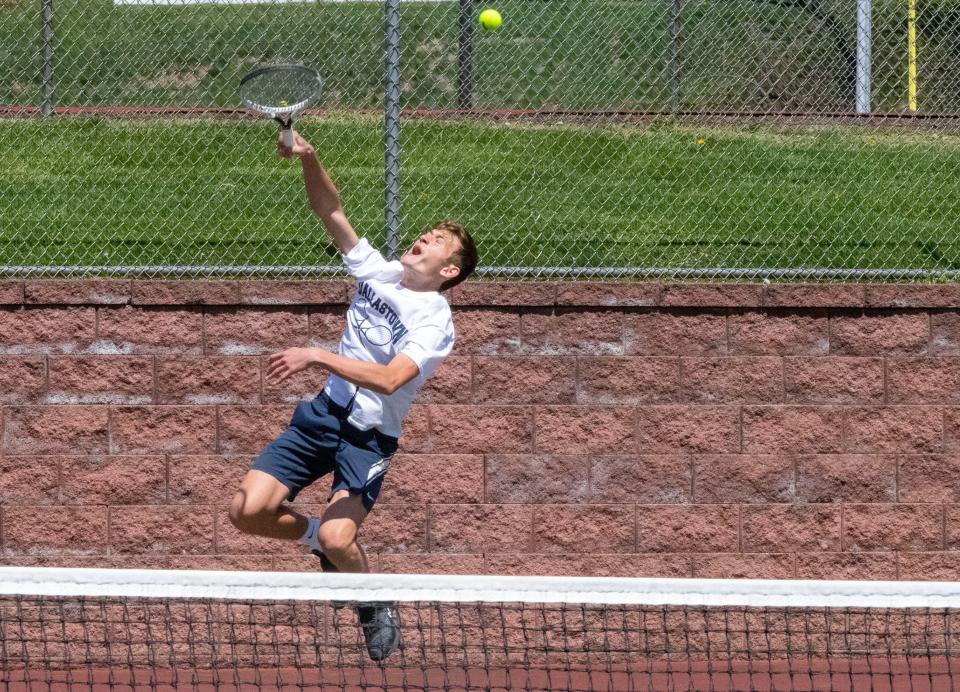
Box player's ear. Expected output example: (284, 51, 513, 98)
(440, 264, 461, 280)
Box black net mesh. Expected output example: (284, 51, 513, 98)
(3, 593, 960, 691)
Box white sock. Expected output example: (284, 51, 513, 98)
(297, 517, 323, 553)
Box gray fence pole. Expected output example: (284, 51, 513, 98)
(669, 0, 681, 111)
(855, 0, 872, 113)
(41, 0, 54, 116)
(457, 0, 473, 110)
(384, 0, 401, 259)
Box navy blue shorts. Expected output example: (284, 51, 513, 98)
(251, 392, 399, 512)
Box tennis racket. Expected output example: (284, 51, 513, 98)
(240, 64, 323, 148)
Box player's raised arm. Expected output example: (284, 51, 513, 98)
(278, 130, 360, 254)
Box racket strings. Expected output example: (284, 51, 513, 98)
(240, 66, 322, 116)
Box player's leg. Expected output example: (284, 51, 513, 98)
(319, 489, 400, 661)
(228, 469, 309, 540)
(228, 401, 336, 552)
(320, 427, 400, 661)
(317, 488, 370, 572)
(318, 422, 397, 572)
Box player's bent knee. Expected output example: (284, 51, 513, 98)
(228, 491, 274, 534)
(318, 525, 356, 558)
(229, 471, 290, 534)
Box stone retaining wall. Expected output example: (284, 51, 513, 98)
(2, 280, 960, 580)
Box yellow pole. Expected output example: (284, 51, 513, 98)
(908, 0, 917, 111)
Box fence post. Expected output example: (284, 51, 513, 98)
(669, 0, 681, 112)
(41, 0, 54, 116)
(457, 0, 473, 110)
(855, 0, 872, 113)
(384, 0, 401, 259)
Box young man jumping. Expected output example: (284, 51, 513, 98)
(228, 130, 478, 660)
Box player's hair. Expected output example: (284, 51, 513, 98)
(434, 220, 478, 292)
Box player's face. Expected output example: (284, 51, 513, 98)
(400, 228, 460, 280)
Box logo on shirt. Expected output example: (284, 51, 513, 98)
(353, 282, 409, 347)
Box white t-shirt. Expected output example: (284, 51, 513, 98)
(323, 238, 454, 437)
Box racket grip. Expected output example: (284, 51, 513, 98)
(282, 127, 294, 149)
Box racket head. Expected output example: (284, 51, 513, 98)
(240, 64, 322, 120)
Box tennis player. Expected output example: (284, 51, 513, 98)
(228, 130, 477, 661)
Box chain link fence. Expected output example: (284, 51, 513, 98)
(3, 0, 960, 279)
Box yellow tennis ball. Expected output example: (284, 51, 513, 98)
(479, 8, 502, 31)
(279, 100, 288, 107)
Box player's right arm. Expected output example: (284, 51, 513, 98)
(279, 130, 360, 254)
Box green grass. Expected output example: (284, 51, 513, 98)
(4, 115, 960, 274)
(4, 0, 960, 275)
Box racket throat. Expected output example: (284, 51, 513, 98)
(276, 118, 295, 147)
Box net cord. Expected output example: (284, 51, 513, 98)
(3, 566, 960, 609)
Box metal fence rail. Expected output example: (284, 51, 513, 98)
(2, 0, 960, 279)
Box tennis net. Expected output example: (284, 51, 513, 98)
(2, 566, 959, 691)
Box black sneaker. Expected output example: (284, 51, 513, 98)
(356, 603, 401, 661)
(311, 548, 339, 573)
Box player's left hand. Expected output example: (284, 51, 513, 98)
(266, 347, 318, 384)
